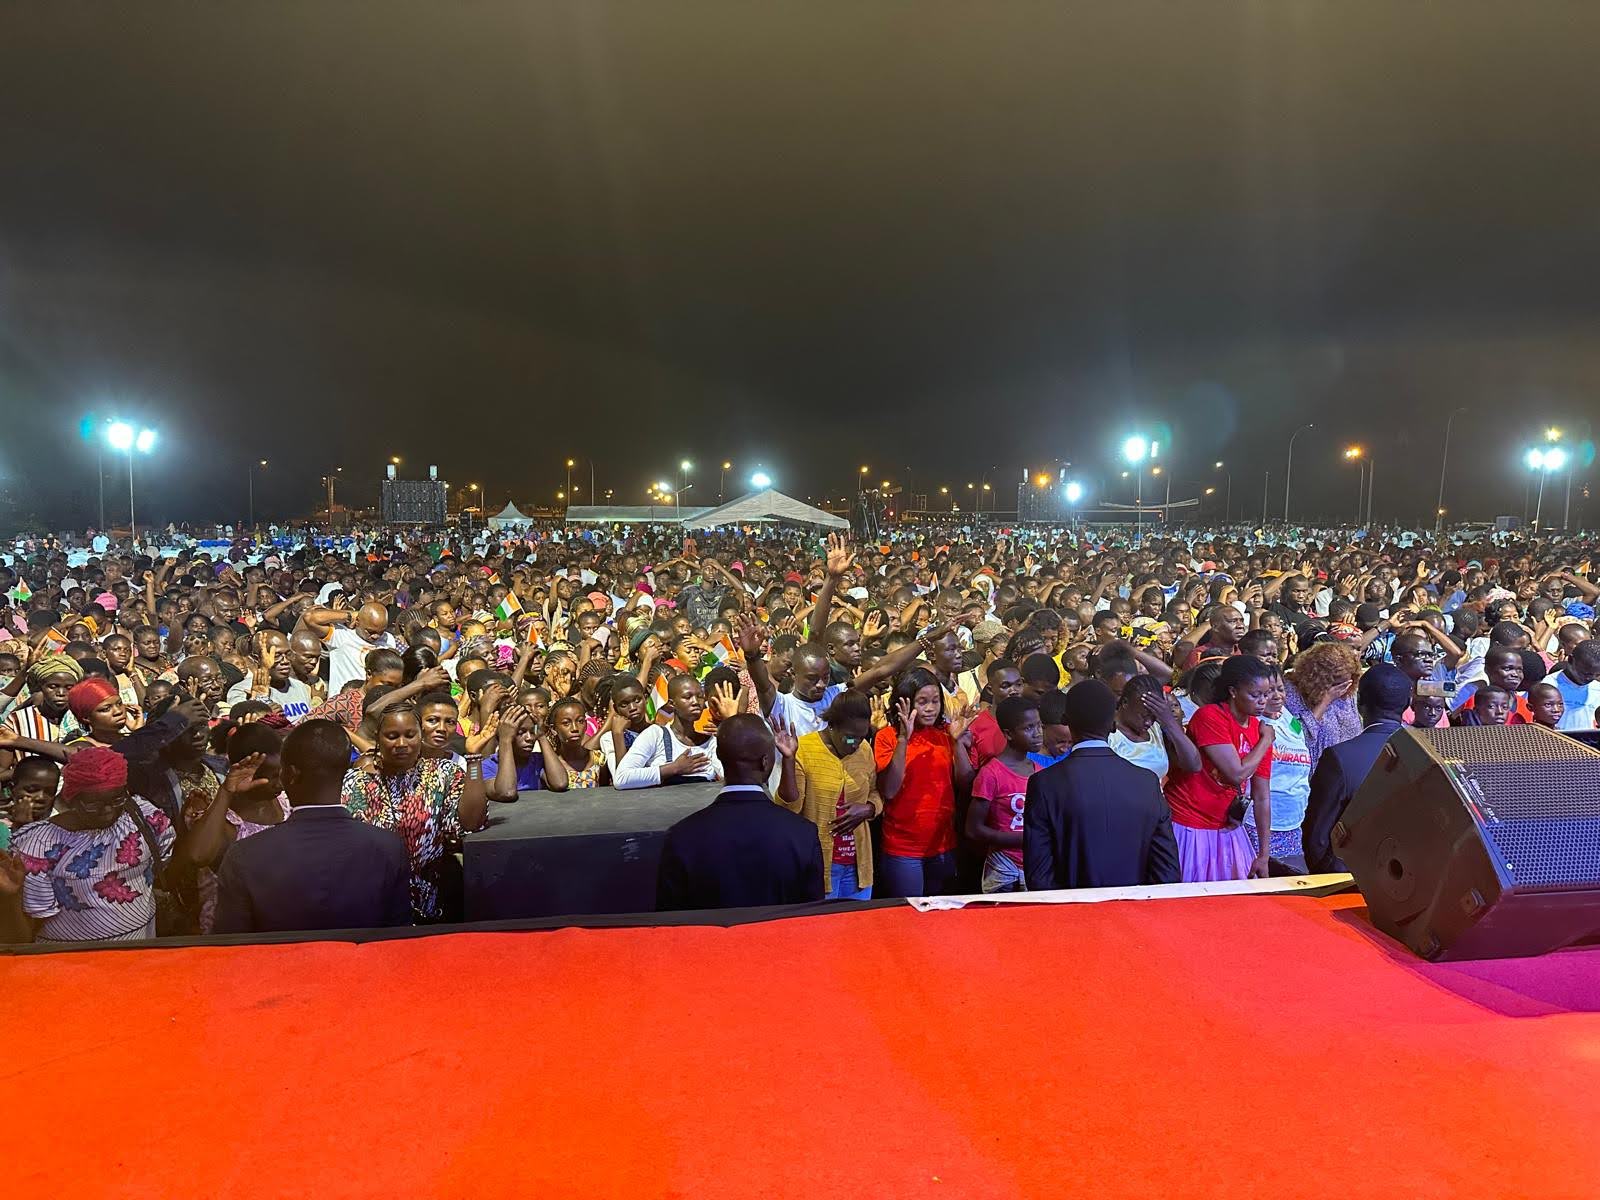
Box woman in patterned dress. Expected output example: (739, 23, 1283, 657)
(341, 706, 488, 923)
(181, 722, 289, 933)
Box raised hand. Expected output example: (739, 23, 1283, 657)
(222, 752, 268, 797)
(417, 665, 451, 691)
(896, 696, 916, 739)
(824, 533, 856, 579)
(862, 610, 885, 640)
(735, 613, 765, 657)
(771, 718, 798, 760)
(0, 850, 25, 897)
(869, 692, 889, 731)
(466, 714, 502, 755)
(708, 680, 740, 722)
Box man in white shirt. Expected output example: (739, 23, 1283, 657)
(1543, 641, 1600, 731)
(297, 601, 399, 696)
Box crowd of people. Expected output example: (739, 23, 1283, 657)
(3, 516, 1599, 944)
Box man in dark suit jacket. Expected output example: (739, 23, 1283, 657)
(1024, 680, 1182, 890)
(1301, 664, 1411, 874)
(213, 719, 411, 934)
(657, 715, 824, 911)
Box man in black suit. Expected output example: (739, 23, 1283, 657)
(1301, 664, 1411, 874)
(213, 719, 411, 934)
(656, 715, 823, 911)
(1023, 680, 1181, 890)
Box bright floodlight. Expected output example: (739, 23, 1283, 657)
(680, 460, 692, 472)
(1122, 436, 1149, 464)
(107, 421, 134, 451)
(134, 429, 156, 453)
(750, 471, 772, 489)
(1526, 449, 1545, 470)
(1545, 446, 1569, 471)
(1064, 480, 1084, 504)
(656, 481, 671, 492)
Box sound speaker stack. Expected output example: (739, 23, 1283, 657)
(1334, 724, 1600, 961)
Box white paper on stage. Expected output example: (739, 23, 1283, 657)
(904, 873, 1353, 912)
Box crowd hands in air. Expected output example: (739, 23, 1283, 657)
(3, 515, 1600, 943)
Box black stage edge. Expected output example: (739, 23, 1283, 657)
(0, 876, 1358, 958)
(463, 781, 726, 921)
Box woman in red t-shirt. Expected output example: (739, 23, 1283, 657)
(874, 667, 976, 898)
(1163, 655, 1276, 882)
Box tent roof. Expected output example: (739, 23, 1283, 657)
(563, 505, 711, 524)
(491, 502, 530, 521)
(682, 489, 848, 530)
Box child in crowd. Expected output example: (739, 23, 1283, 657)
(1452, 685, 1513, 727)
(0, 756, 61, 850)
(1528, 681, 1566, 730)
(1409, 689, 1447, 730)
(1029, 689, 1072, 768)
(966, 696, 1041, 893)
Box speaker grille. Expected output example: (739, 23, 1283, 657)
(1420, 726, 1600, 888)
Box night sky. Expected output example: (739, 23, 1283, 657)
(4, 2, 1600, 528)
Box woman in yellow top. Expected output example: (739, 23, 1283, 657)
(774, 689, 882, 900)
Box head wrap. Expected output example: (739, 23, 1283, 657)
(1565, 600, 1596, 622)
(587, 591, 611, 612)
(67, 676, 120, 721)
(629, 628, 655, 657)
(94, 591, 119, 611)
(28, 653, 85, 688)
(60, 744, 128, 802)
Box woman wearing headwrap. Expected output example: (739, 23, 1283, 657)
(0, 745, 176, 943)
(64, 677, 130, 748)
(0, 653, 85, 767)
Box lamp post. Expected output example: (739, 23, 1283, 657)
(1436, 407, 1468, 531)
(1209, 464, 1235, 521)
(248, 459, 267, 529)
(107, 423, 156, 543)
(1284, 423, 1314, 523)
(1526, 446, 1569, 530)
(1122, 435, 1149, 534)
(719, 461, 731, 503)
(1344, 447, 1367, 526)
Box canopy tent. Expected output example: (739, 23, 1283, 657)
(487, 502, 533, 529)
(681, 489, 848, 530)
(564, 505, 711, 524)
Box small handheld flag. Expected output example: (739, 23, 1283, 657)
(644, 673, 671, 721)
(494, 592, 523, 623)
(697, 633, 736, 679)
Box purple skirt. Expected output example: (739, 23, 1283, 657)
(1173, 822, 1255, 882)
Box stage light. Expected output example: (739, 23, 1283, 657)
(1064, 480, 1084, 504)
(1122, 436, 1148, 464)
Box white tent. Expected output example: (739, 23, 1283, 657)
(682, 489, 848, 530)
(487, 501, 533, 529)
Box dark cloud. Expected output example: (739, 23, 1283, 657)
(3, 1, 1600, 525)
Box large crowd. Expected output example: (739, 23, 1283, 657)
(3, 517, 1599, 943)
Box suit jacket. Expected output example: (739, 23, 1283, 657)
(656, 787, 825, 911)
(1301, 719, 1401, 874)
(212, 806, 412, 934)
(1023, 746, 1181, 890)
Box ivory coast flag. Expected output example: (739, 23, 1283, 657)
(494, 591, 523, 622)
(644, 673, 671, 721)
(697, 633, 736, 678)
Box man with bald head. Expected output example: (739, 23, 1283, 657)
(286, 629, 328, 704)
(299, 599, 398, 695)
(655, 714, 824, 911)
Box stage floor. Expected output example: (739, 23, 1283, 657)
(9, 891, 1600, 1198)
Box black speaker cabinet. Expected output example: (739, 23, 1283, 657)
(1334, 725, 1600, 961)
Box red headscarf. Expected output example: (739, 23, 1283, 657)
(67, 676, 120, 722)
(60, 744, 129, 801)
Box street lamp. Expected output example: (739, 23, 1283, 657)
(1526, 446, 1569, 528)
(249, 459, 267, 529)
(107, 422, 157, 542)
(1344, 447, 1368, 526)
(1213, 461, 1232, 521)
(1436, 407, 1468, 531)
(1284, 423, 1315, 523)
(680, 460, 693, 495)
(1122, 436, 1149, 532)
(720, 461, 732, 502)
(390, 456, 401, 466)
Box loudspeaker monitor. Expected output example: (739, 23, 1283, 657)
(1334, 724, 1600, 961)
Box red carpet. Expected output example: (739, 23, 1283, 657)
(9, 892, 1600, 1199)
